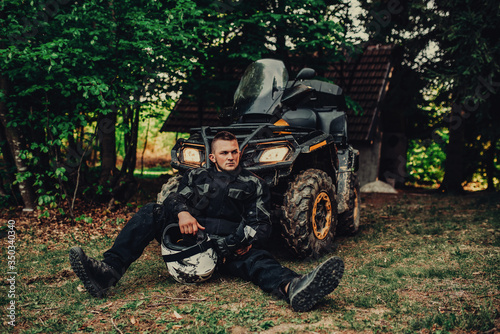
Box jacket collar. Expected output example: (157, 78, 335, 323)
(209, 165, 242, 180)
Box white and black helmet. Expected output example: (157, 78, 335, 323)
(161, 224, 218, 284)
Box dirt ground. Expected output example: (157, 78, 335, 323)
(2, 176, 499, 333)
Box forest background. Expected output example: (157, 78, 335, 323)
(1, 1, 499, 333)
(1, 0, 499, 215)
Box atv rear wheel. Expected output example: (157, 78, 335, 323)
(280, 169, 338, 258)
(337, 174, 360, 235)
(157, 175, 182, 204)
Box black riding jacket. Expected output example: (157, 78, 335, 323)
(167, 166, 272, 247)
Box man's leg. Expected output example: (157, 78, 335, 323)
(286, 256, 344, 312)
(102, 203, 164, 273)
(221, 249, 344, 312)
(69, 247, 121, 298)
(220, 248, 299, 297)
(69, 203, 166, 297)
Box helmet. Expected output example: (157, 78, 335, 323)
(161, 224, 218, 284)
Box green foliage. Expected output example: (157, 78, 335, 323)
(407, 130, 448, 186)
(74, 214, 93, 224)
(116, 105, 181, 159)
(0, 0, 220, 208)
(0, 0, 359, 209)
(183, 0, 353, 108)
(360, 0, 500, 190)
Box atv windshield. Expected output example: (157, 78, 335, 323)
(232, 59, 288, 119)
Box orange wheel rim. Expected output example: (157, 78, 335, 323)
(312, 192, 332, 240)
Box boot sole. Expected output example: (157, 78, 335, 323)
(290, 256, 344, 312)
(69, 247, 106, 298)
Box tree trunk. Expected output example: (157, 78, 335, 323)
(275, 1, 288, 62)
(120, 105, 139, 178)
(98, 112, 117, 185)
(0, 120, 17, 196)
(440, 102, 465, 193)
(0, 76, 36, 210)
(127, 105, 139, 177)
(107, 106, 138, 209)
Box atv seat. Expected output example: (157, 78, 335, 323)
(282, 108, 348, 145)
(282, 108, 317, 130)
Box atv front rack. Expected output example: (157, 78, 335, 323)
(171, 124, 337, 186)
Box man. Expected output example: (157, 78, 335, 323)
(69, 131, 344, 312)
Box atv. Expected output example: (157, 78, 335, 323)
(158, 59, 360, 259)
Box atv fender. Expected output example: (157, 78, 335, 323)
(288, 133, 339, 181)
(337, 147, 359, 214)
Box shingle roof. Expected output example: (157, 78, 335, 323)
(160, 45, 394, 143)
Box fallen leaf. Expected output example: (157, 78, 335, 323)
(130, 316, 137, 324)
(172, 311, 183, 320)
(77, 285, 86, 292)
(172, 325, 182, 330)
(100, 303, 113, 309)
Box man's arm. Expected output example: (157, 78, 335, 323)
(165, 169, 206, 235)
(221, 175, 272, 246)
(241, 176, 272, 245)
(178, 211, 205, 235)
(212, 175, 272, 257)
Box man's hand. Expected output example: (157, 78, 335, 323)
(211, 236, 252, 259)
(234, 244, 252, 256)
(178, 211, 205, 235)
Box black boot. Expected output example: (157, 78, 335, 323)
(288, 256, 344, 312)
(69, 247, 121, 298)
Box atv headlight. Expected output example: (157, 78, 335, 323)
(182, 148, 202, 163)
(259, 147, 290, 163)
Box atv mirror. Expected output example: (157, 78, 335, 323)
(289, 67, 316, 88)
(295, 68, 316, 81)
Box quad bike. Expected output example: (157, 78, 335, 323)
(158, 59, 360, 258)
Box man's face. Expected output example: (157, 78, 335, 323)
(209, 139, 240, 172)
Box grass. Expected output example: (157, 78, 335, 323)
(1, 189, 499, 333)
(133, 166, 174, 178)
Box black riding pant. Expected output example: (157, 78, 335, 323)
(102, 203, 299, 297)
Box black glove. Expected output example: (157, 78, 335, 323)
(211, 235, 235, 259)
(211, 225, 257, 259)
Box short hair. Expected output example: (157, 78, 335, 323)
(211, 131, 238, 152)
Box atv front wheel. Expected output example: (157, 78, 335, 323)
(337, 174, 360, 235)
(280, 169, 338, 258)
(157, 175, 182, 204)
